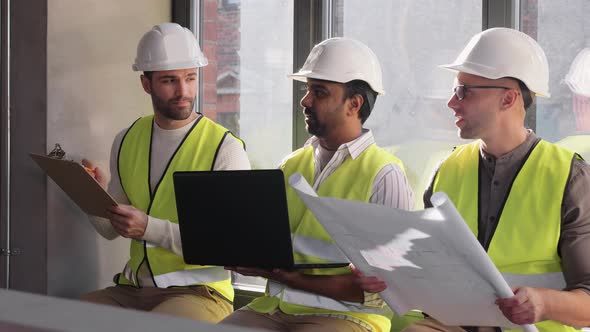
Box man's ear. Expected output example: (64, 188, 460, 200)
(140, 75, 152, 95)
(347, 94, 363, 116)
(500, 89, 519, 110)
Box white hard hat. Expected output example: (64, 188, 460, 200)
(289, 37, 385, 95)
(564, 48, 590, 98)
(440, 27, 550, 97)
(132, 22, 208, 72)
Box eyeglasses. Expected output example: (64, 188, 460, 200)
(453, 85, 511, 101)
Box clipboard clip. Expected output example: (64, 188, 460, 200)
(47, 143, 67, 160)
(47, 143, 96, 175)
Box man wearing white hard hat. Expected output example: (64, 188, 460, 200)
(557, 48, 590, 160)
(357, 28, 590, 332)
(79, 22, 250, 322)
(221, 37, 413, 332)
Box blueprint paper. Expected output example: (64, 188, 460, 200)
(288, 173, 541, 332)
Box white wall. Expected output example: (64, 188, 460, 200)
(46, 0, 170, 297)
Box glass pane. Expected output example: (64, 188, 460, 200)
(202, 0, 294, 169)
(521, 0, 590, 160)
(333, 0, 482, 209)
(200, 0, 294, 289)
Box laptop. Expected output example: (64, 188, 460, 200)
(173, 169, 349, 269)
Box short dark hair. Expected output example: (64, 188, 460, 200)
(343, 80, 378, 124)
(143, 71, 154, 81)
(515, 79, 534, 110)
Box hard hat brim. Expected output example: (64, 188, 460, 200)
(288, 71, 386, 95)
(132, 58, 208, 72)
(564, 79, 590, 98)
(439, 63, 550, 98)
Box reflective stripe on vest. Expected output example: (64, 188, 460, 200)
(117, 115, 236, 299)
(121, 262, 229, 288)
(433, 140, 580, 332)
(153, 267, 231, 288)
(270, 144, 404, 317)
(502, 272, 566, 290)
(267, 280, 392, 316)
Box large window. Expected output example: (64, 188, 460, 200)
(198, 0, 295, 290)
(200, 0, 294, 169)
(332, 0, 482, 208)
(521, 0, 590, 160)
(192, 0, 483, 290)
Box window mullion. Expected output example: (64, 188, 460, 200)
(482, 0, 516, 29)
(292, 0, 325, 149)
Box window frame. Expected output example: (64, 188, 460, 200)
(177, 0, 521, 150)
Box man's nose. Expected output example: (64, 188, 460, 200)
(300, 91, 312, 108)
(447, 92, 460, 110)
(176, 80, 190, 97)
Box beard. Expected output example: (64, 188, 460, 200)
(151, 94, 196, 121)
(304, 107, 326, 137)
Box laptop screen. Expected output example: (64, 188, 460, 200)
(173, 169, 297, 268)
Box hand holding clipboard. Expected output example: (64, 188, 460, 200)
(30, 145, 117, 218)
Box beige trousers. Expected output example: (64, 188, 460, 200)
(220, 307, 371, 332)
(80, 285, 233, 323)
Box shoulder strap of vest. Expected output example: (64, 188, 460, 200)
(195, 116, 246, 170)
(227, 131, 246, 150)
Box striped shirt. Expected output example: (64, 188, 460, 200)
(279, 129, 413, 329)
(301, 128, 414, 209)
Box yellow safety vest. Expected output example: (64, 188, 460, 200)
(249, 144, 405, 332)
(433, 140, 580, 332)
(116, 115, 243, 302)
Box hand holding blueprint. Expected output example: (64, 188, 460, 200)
(288, 173, 545, 332)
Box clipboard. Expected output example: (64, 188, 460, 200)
(30, 153, 117, 218)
